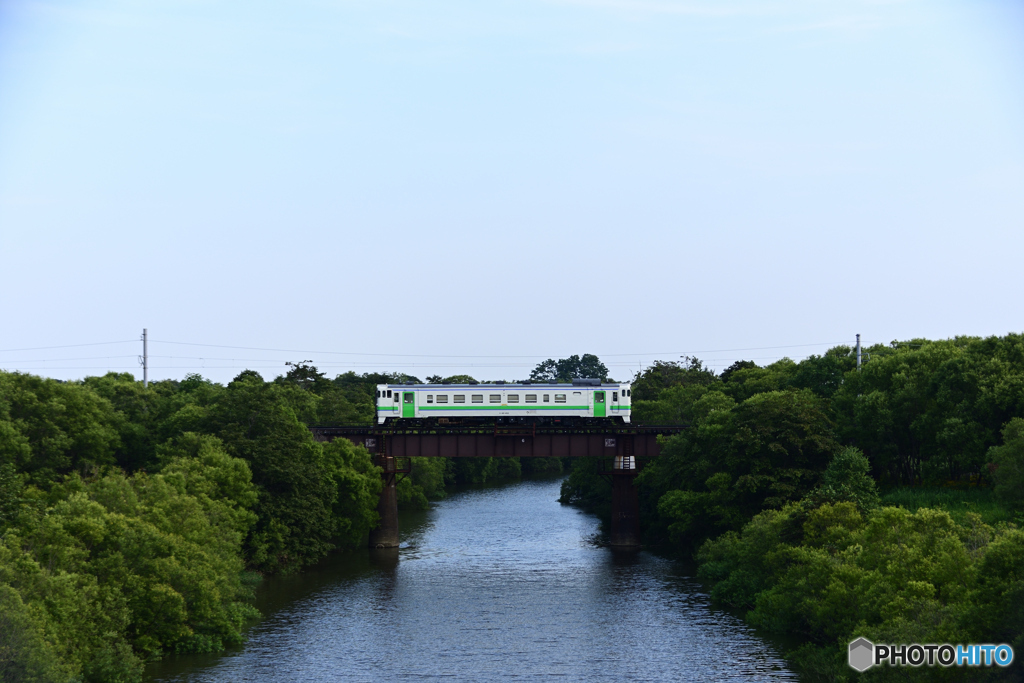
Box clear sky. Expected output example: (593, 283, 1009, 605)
(1, 0, 1022, 383)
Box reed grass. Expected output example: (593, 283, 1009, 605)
(879, 486, 1014, 525)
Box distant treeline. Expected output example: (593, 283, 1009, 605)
(560, 335, 1024, 682)
(0, 366, 560, 682)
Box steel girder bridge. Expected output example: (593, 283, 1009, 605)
(311, 423, 685, 550)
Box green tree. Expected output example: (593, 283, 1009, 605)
(398, 456, 448, 509)
(319, 438, 381, 544)
(449, 457, 521, 486)
(630, 357, 716, 401)
(988, 417, 1024, 510)
(0, 463, 23, 532)
(0, 373, 121, 487)
(698, 502, 1015, 682)
(718, 360, 757, 383)
(833, 335, 1024, 485)
(274, 364, 369, 423)
(83, 372, 163, 472)
(805, 446, 879, 512)
(559, 456, 611, 520)
(207, 371, 384, 571)
(0, 366, 397, 676)
(963, 528, 1024, 658)
(210, 371, 348, 572)
(0, 584, 72, 683)
(425, 374, 478, 384)
(653, 389, 837, 546)
(719, 358, 797, 403)
(529, 354, 609, 382)
(279, 361, 326, 391)
(787, 346, 855, 398)
(1, 508, 145, 682)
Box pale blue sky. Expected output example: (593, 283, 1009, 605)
(1, 0, 1022, 382)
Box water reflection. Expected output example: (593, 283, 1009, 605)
(146, 477, 796, 682)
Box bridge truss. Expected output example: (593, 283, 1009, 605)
(310, 423, 685, 550)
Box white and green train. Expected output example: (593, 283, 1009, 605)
(375, 380, 632, 426)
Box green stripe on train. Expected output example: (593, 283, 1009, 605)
(377, 405, 627, 412)
(419, 405, 590, 411)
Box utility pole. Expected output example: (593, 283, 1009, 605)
(856, 333, 861, 371)
(142, 328, 148, 387)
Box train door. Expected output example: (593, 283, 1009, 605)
(403, 392, 415, 418)
(594, 391, 606, 417)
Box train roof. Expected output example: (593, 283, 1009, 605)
(381, 380, 626, 388)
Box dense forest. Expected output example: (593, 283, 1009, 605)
(561, 335, 1024, 682)
(2, 339, 1023, 681)
(0, 364, 563, 682)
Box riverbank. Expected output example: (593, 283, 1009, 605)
(556, 336, 1024, 682)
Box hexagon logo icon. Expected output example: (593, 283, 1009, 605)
(848, 637, 874, 672)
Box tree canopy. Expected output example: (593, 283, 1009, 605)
(528, 354, 609, 382)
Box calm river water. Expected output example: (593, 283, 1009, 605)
(146, 476, 797, 682)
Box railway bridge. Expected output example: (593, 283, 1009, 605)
(311, 424, 685, 549)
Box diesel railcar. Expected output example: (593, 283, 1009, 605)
(375, 379, 632, 426)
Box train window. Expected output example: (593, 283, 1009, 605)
(436, 395, 448, 403)
(454, 395, 465, 403)
(376, 390, 380, 398)
(490, 394, 501, 403)
(426, 395, 433, 403)
(543, 394, 550, 403)
(403, 393, 413, 404)
(554, 394, 566, 403)
(387, 390, 392, 398)
(393, 393, 399, 402)
(595, 393, 605, 403)
(612, 392, 618, 401)
(525, 394, 537, 403)
(508, 394, 519, 403)
(472, 395, 484, 403)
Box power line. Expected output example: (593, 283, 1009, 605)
(148, 338, 857, 359)
(151, 340, 549, 358)
(2, 356, 811, 372)
(25, 354, 802, 365)
(1, 335, 869, 380)
(626, 342, 856, 356)
(0, 354, 843, 365)
(0, 355, 140, 363)
(0, 367, 143, 371)
(4, 364, 641, 370)
(1, 337, 862, 360)
(0, 340, 137, 353)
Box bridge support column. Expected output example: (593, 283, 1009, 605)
(609, 443, 641, 549)
(369, 448, 400, 549)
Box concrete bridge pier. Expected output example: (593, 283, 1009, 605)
(609, 451, 641, 549)
(368, 449, 401, 549)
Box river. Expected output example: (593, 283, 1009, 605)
(145, 476, 798, 682)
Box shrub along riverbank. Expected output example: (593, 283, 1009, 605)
(0, 366, 558, 682)
(560, 335, 1024, 681)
